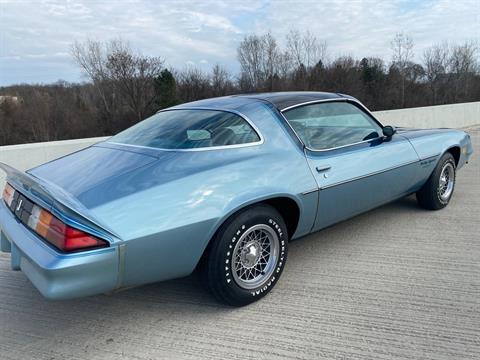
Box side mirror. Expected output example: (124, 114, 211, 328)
(382, 125, 396, 138)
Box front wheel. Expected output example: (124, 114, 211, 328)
(416, 152, 456, 210)
(200, 204, 288, 306)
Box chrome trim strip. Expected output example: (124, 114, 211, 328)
(107, 107, 264, 152)
(302, 188, 319, 195)
(281, 98, 345, 112)
(320, 159, 419, 190)
(309, 137, 382, 153)
(107, 140, 262, 152)
(116, 244, 126, 289)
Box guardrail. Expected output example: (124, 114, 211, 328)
(1, 101, 479, 189)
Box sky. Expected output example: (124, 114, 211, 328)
(0, 0, 479, 86)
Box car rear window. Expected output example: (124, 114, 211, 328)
(108, 109, 261, 150)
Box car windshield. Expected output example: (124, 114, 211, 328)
(108, 109, 261, 150)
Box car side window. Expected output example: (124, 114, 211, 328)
(283, 102, 382, 150)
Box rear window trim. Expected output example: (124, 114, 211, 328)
(106, 107, 264, 152)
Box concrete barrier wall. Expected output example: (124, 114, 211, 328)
(0, 101, 479, 191)
(374, 101, 480, 128)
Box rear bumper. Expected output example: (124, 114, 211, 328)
(0, 200, 119, 300)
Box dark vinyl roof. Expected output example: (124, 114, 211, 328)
(233, 91, 345, 111)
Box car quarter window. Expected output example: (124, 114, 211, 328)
(108, 109, 261, 150)
(283, 101, 382, 150)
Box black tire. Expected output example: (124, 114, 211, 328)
(200, 204, 288, 306)
(416, 152, 456, 210)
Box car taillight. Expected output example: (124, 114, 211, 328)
(2, 183, 15, 207)
(27, 204, 108, 252)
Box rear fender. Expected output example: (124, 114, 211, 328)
(193, 190, 311, 267)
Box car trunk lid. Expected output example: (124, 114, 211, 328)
(28, 145, 158, 199)
(1, 145, 158, 240)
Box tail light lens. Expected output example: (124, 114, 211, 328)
(27, 205, 108, 252)
(3, 182, 108, 253)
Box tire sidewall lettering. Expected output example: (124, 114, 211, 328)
(223, 217, 286, 297)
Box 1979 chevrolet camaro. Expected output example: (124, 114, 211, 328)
(0, 92, 474, 306)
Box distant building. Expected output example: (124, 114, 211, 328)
(0, 96, 20, 104)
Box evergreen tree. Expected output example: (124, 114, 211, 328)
(154, 69, 177, 109)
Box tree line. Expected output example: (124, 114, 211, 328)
(0, 31, 479, 145)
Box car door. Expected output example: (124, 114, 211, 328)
(282, 100, 420, 231)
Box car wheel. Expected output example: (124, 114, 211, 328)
(201, 204, 288, 306)
(416, 152, 456, 210)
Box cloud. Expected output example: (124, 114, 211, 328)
(0, 0, 478, 85)
(183, 11, 241, 33)
(263, 0, 479, 61)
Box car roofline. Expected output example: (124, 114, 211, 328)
(152, 93, 385, 153)
(231, 91, 345, 110)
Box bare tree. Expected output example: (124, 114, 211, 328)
(286, 29, 327, 89)
(260, 33, 281, 90)
(237, 34, 264, 90)
(449, 41, 478, 101)
(391, 33, 414, 107)
(211, 64, 233, 96)
(276, 51, 293, 90)
(0, 99, 19, 144)
(237, 32, 285, 91)
(326, 56, 362, 94)
(423, 43, 450, 103)
(71, 39, 114, 120)
(71, 39, 164, 125)
(286, 29, 327, 69)
(105, 40, 164, 120)
(176, 67, 211, 102)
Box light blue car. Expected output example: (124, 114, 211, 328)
(0, 92, 474, 306)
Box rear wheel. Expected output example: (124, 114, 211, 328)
(201, 204, 288, 306)
(416, 153, 456, 210)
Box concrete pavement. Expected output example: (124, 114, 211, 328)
(0, 127, 479, 360)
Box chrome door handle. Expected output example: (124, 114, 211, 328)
(316, 165, 331, 172)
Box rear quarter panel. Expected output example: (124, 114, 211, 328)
(88, 102, 318, 288)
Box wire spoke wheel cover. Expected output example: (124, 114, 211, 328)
(201, 204, 288, 306)
(438, 162, 455, 202)
(232, 224, 280, 290)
